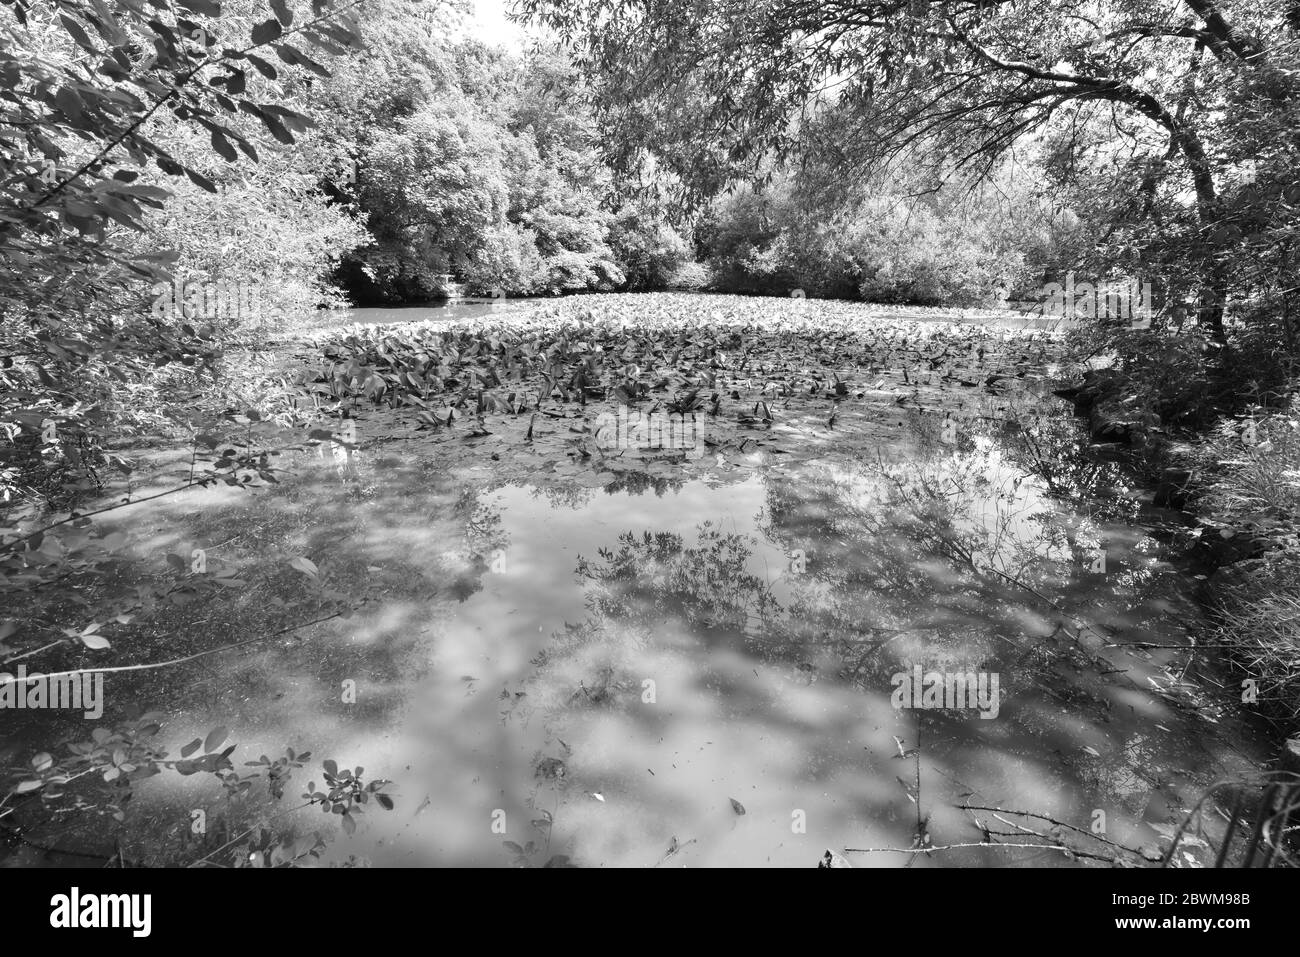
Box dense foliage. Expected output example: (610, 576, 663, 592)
(318, 29, 632, 301)
(697, 163, 1050, 305)
(522, 0, 1300, 365)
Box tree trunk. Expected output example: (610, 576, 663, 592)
(1168, 127, 1229, 346)
(1199, 260, 1230, 346)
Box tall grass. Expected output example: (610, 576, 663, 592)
(1196, 398, 1300, 730)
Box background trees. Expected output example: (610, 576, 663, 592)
(696, 161, 1047, 304)
(316, 23, 627, 301)
(520, 0, 1300, 358)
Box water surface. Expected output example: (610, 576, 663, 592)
(1, 394, 1266, 867)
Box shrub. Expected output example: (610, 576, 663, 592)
(849, 198, 1025, 307)
(667, 261, 713, 291)
(1193, 400, 1300, 730)
(608, 206, 692, 290)
(698, 177, 1035, 305)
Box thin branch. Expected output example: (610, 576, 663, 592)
(0, 608, 355, 686)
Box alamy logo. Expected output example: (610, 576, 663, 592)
(151, 277, 282, 321)
(50, 887, 151, 937)
(1039, 272, 1152, 325)
(0, 666, 103, 718)
(594, 405, 699, 451)
(891, 666, 1000, 719)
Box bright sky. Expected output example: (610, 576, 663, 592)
(465, 0, 530, 51)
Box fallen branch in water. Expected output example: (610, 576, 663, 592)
(1103, 641, 1239, 649)
(845, 800, 1164, 864)
(842, 840, 1119, 862)
(653, 836, 697, 867)
(0, 607, 359, 685)
(972, 806, 1164, 863)
(957, 803, 1158, 860)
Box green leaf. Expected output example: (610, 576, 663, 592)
(253, 108, 293, 144)
(259, 104, 314, 132)
(184, 167, 218, 192)
(289, 556, 319, 578)
(288, 47, 330, 77)
(204, 725, 228, 753)
(245, 54, 279, 79)
(54, 87, 84, 121)
(271, 0, 293, 26)
(210, 130, 237, 162)
(180, 737, 203, 758)
(59, 14, 96, 52)
(251, 18, 283, 45)
(81, 634, 111, 650)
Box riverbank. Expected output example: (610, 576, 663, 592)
(1055, 360, 1300, 753)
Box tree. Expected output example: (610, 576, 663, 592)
(2, 0, 365, 311)
(607, 201, 690, 290)
(520, 0, 1300, 344)
(316, 25, 624, 301)
(1, 0, 364, 510)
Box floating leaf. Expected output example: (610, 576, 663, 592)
(288, 556, 319, 579)
(818, 849, 853, 868)
(204, 725, 228, 753)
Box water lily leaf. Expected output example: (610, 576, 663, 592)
(204, 726, 228, 753)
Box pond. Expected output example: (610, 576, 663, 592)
(318, 298, 540, 328)
(0, 295, 1269, 868)
(308, 295, 1066, 334)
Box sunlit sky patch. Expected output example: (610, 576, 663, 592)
(465, 0, 529, 51)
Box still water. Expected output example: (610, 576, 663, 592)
(0, 364, 1268, 868)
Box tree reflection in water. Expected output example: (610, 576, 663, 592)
(500, 411, 1259, 866)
